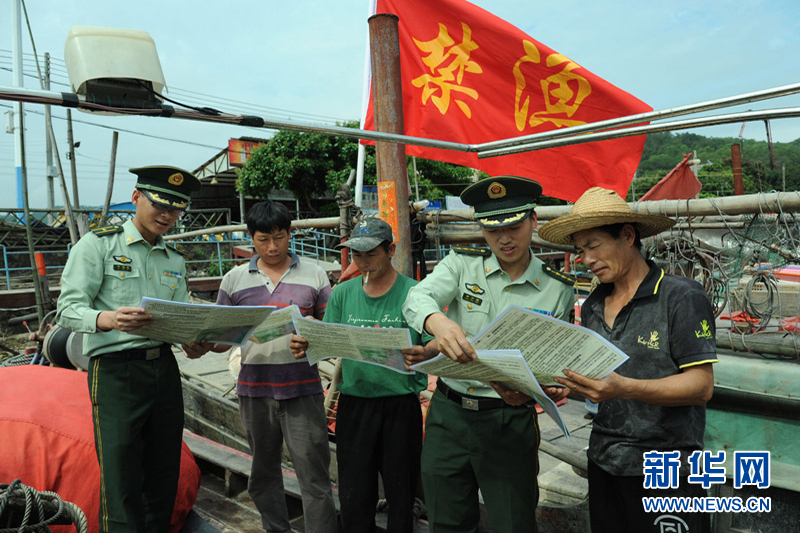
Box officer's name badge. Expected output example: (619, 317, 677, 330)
(163, 270, 183, 278)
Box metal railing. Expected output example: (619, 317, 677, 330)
(0, 244, 69, 291)
(0, 226, 459, 291)
(0, 208, 234, 290)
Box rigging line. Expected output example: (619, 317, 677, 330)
(0, 55, 68, 70)
(0, 59, 69, 75)
(0, 48, 66, 62)
(20, 0, 47, 91)
(1, 50, 352, 123)
(0, 68, 345, 124)
(168, 87, 350, 123)
(1, 64, 349, 123)
(0, 102, 225, 151)
(0, 66, 71, 87)
(168, 95, 345, 124)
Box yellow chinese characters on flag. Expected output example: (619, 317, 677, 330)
(411, 22, 482, 119)
(362, 0, 652, 202)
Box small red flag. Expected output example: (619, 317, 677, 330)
(362, 0, 652, 202)
(639, 153, 703, 201)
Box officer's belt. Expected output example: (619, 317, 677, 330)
(102, 344, 172, 360)
(436, 378, 512, 411)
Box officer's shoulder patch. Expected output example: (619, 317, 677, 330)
(542, 264, 577, 286)
(451, 245, 492, 257)
(167, 244, 184, 256)
(90, 225, 123, 237)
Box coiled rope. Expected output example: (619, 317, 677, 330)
(743, 271, 780, 331)
(0, 479, 88, 533)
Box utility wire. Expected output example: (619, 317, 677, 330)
(0, 50, 354, 124)
(0, 101, 224, 150)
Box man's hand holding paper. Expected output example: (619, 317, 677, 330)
(422, 312, 476, 364)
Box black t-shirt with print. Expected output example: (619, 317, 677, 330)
(582, 261, 718, 476)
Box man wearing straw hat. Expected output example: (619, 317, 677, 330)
(402, 175, 575, 533)
(539, 187, 717, 533)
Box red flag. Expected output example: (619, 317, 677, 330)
(639, 153, 703, 201)
(362, 0, 652, 202)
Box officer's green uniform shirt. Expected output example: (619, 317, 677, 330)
(56, 219, 189, 357)
(402, 247, 574, 397)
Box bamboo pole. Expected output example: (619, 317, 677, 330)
(417, 191, 800, 225)
(716, 331, 800, 358)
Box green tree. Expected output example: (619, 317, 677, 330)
(237, 126, 359, 216)
(236, 121, 477, 212)
(697, 162, 758, 197)
(404, 158, 477, 201)
(635, 131, 800, 198)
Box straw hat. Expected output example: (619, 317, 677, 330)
(537, 187, 676, 245)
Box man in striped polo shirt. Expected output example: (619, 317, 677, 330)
(213, 200, 337, 533)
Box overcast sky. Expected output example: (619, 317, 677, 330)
(1, 0, 799, 208)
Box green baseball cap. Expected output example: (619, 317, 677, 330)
(337, 217, 394, 251)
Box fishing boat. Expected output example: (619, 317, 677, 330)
(4, 186, 800, 532)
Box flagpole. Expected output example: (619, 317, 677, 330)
(356, 0, 378, 209)
(368, 13, 413, 278)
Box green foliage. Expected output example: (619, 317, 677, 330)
(237, 121, 476, 209)
(696, 163, 758, 197)
(205, 252, 234, 277)
(237, 123, 361, 215)
(636, 131, 800, 198)
(408, 158, 477, 201)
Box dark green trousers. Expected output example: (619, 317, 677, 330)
(420, 391, 540, 533)
(88, 353, 184, 533)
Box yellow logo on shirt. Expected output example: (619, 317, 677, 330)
(638, 330, 660, 350)
(695, 319, 713, 339)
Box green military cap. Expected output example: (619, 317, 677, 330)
(460, 175, 543, 227)
(130, 166, 201, 210)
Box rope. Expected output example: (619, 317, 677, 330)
(742, 271, 779, 331)
(0, 479, 88, 533)
(0, 354, 34, 367)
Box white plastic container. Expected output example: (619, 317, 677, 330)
(64, 26, 166, 97)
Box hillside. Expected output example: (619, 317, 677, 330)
(631, 131, 800, 200)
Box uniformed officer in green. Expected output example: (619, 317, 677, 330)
(402, 176, 574, 533)
(56, 166, 203, 533)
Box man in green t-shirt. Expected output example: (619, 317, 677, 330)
(291, 217, 437, 533)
